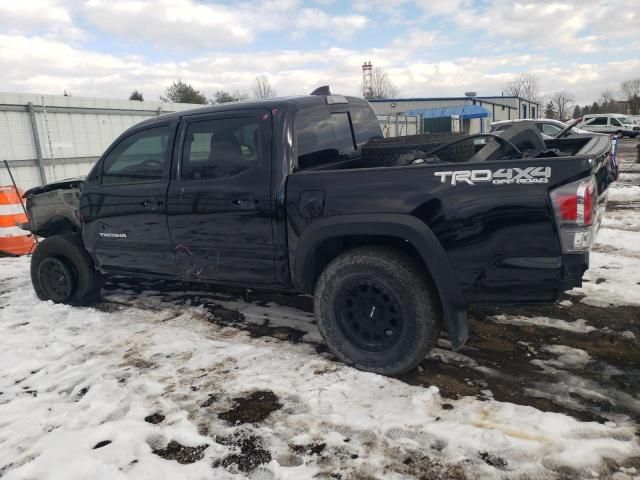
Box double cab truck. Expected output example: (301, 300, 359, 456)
(23, 88, 617, 375)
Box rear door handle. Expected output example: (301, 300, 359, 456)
(142, 199, 163, 210)
(232, 197, 259, 209)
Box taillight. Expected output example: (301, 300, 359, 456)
(550, 177, 597, 253)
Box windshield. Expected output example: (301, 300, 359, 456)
(619, 117, 635, 125)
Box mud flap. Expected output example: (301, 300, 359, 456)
(443, 304, 469, 350)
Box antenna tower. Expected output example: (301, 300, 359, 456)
(362, 61, 373, 98)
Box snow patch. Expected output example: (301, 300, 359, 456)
(490, 314, 596, 333)
(608, 185, 640, 201)
(542, 345, 592, 368)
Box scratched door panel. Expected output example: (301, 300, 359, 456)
(166, 110, 276, 284)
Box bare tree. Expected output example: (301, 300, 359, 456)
(600, 89, 615, 104)
(503, 73, 541, 103)
(621, 77, 640, 114)
(253, 74, 276, 99)
(599, 89, 620, 113)
(548, 90, 575, 121)
(364, 67, 399, 100)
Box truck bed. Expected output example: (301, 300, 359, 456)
(286, 133, 615, 304)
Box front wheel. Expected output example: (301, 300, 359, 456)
(31, 234, 104, 305)
(314, 246, 441, 376)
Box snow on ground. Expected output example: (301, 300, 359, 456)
(1, 257, 639, 480)
(569, 163, 640, 308)
(571, 252, 640, 307)
(608, 185, 640, 202)
(596, 229, 640, 254)
(541, 345, 592, 369)
(489, 314, 596, 333)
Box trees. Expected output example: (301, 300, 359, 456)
(544, 101, 557, 119)
(621, 77, 640, 115)
(129, 90, 144, 101)
(548, 90, 575, 121)
(599, 89, 620, 114)
(253, 74, 276, 99)
(572, 105, 582, 119)
(210, 90, 249, 104)
(160, 80, 207, 104)
(364, 67, 399, 100)
(503, 73, 540, 103)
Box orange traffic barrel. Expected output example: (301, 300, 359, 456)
(0, 186, 35, 256)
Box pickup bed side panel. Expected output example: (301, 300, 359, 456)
(287, 155, 595, 306)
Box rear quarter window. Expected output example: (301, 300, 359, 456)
(295, 108, 356, 169)
(349, 103, 383, 146)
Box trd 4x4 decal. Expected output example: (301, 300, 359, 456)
(434, 167, 551, 186)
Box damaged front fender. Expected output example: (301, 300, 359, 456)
(23, 179, 83, 237)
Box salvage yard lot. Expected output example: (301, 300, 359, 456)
(1, 140, 639, 480)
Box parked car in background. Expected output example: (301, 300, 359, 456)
(490, 118, 589, 138)
(579, 114, 639, 138)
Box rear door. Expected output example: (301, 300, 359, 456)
(80, 122, 177, 276)
(166, 110, 276, 284)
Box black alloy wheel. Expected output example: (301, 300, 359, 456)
(335, 278, 404, 352)
(37, 257, 76, 303)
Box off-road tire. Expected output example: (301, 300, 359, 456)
(314, 246, 441, 376)
(31, 234, 104, 305)
(361, 133, 474, 166)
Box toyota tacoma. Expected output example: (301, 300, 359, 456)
(22, 88, 618, 375)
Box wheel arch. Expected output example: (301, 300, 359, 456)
(293, 213, 469, 349)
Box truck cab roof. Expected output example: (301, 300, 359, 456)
(134, 93, 368, 129)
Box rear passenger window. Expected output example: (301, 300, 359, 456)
(296, 109, 356, 169)
(586, 117, 607, 126)
(181, 117, 260, 180)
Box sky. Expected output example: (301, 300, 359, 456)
(0, 0, 638, 105)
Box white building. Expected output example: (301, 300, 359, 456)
(370, 95, 540, 136)
(0, 92, 196, 190)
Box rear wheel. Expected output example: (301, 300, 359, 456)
(31, 234, 104, 305)
(314, 246, 441, 375)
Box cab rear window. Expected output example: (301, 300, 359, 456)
(296, 108, 356, 170)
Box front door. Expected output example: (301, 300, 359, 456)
(80, 122, 176, 276)
(166, 110, 276, 284)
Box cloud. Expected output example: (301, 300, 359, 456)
(414, 0, 639, 54)
(1, 32, 637, 106)
(83, 0, 368, 48)
(0, 1, 637, 108)
(294, 8, 368, 38)
(0, 0, 86, 41)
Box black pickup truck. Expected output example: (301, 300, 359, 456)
(23, 88, 617, 375)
